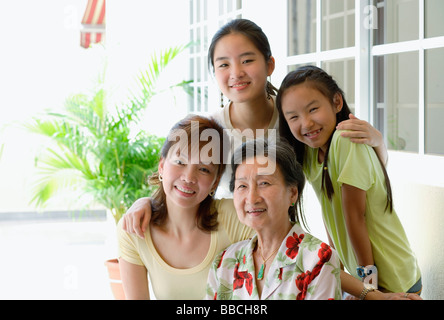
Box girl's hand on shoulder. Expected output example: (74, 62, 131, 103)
(336, 113, 383, 148)
(121, 197, 152, 239)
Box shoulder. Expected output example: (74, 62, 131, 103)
(214, 199, 235, 223)
(331, 130, 351, 147)
(330, 130, 374, 165)
(331, 130, 372, 152)
(291, 225, 337, 264)
(211, 107, 225, 123)
(212, 238, 250, 268)
(211, 103, 230, 129)
(224, 238, 251, 255)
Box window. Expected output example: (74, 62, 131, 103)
(323, 58, 355, 113)
(287, 0, 444, 156)
(321, 0, 355, 50)
(374, 52, 419, 152)
(373, 0, 444, 155)
(188, 0, 242, 113)
(425, 47, 444, 155)
(188, 0, 209, 113)
(288, 0, 316, 55)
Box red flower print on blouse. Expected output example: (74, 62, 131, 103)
(295, 242, 333, 300)
(233, 263, 253, 296)
(285, 232, 305, 259)
(278, 268, 283, 281)
(317, 243, 332, 263)
(217, 250, 227, 269)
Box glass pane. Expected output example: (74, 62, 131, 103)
(425, 48, 444, 155)
(425, 0, 444, 38)
(322, 0, 355, 50)
(374, 0, 419, 45)
(375, 52, 419, 152)
(219, 0, 225, 15)
(196, 56, 201, 82)
(189, 0, 194, 24)
(227, 0, 232, 12)
(204, 87, 209, 112)
(288, 63, 316, 73)
(196, 27, 201, 53)
(322, 59, 355, 113)
(196, 0, 201, 23)
(236, 0, 242, 10)
(288, 0, 317, 55)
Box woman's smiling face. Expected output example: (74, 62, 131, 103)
(158, 144, 219, 212)
(233, 156, 298, 233)
(280, 83, 343, 154)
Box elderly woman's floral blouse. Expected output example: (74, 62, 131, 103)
(205, 223, 342, 300)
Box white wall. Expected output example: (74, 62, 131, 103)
(0, 1, 190, 212)
(387, 152, 444, 299)
(0, 0, 105, 212)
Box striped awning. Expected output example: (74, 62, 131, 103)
(80, 0, 106, 49)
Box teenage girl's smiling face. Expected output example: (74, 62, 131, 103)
(213, 33, 275, 104)
(158, 145, 219, 212)
(281, 83, 343, 154)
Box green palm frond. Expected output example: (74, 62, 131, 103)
(27, 44, 189, 223)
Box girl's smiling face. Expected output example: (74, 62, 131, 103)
(280, 83, 343, 154)
(213, 33, 275, 104)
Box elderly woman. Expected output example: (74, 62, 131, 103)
(205, 140, 342, 300)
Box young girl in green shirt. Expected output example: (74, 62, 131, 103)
(276, 65, 421, 294)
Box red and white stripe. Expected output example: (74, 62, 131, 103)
(80, 0, 106, 49)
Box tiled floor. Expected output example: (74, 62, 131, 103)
(0, 218, 118, 299)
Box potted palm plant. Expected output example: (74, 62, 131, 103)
(25, 44, 190, 299)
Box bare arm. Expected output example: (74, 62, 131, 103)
(121, 197, 152, 239)
(340, 271, 422, 300)
(341, 184, 374, 266)
(337, 114, 388, 166)
(119, 258, 150, 300)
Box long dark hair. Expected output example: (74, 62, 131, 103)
(208, 18, 277, 97)
(276, 65, 393, 212)
(149, 114, 227, 232)
(229, 139, 309, 230)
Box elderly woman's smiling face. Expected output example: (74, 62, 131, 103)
(233, 155, 298, 232)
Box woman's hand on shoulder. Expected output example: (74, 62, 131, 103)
(121, 197, 152, 239)
(337, 113, 388, 166)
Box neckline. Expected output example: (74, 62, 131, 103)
(223, 98, 278, 137)
(145, 227, 217, 274)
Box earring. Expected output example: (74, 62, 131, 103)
(220, 92, 224, 108)
(291, 202, 295, 207)
(209, 190, 215, 197)
(158, 173, 163, 181)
